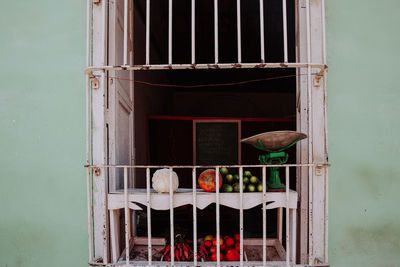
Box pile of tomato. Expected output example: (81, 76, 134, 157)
(199, 234, 245, 261)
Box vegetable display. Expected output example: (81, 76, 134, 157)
(161, 234, 194, 262)
(199, 234, 245, 261)
(152, 168, 179, 193)
(198, 169, 223, 192)
(219, 167, 267, 193)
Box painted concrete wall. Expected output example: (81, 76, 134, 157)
(326, 0, 400, 266)
(1, 0, 400, 267)
(0, 1, 88, 267)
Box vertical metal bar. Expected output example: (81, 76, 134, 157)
(282, 0, 288, 63)
(324, 167, 329, 262)
(103, 166, 109, 264)
(192, 167, 198, 265)
(191, 0, 196, 64)
(124, 167, 130, 264)
(87, 168, 94, 262)
(236, 0, 242, 63)
(146, 0, 150, 65)
(168, 0, 173, 65)
(86, 0, 91, 68)
(215, 167, 221, 267)
(278, 208, 283, 243)
(262, 166, 267, 266)
(285, 166, 290, 266)
(239, 167, 244, 266)
(259, 0, 265, 63)
(169, 168, 174, 265)
(214, 0, 219, 63)
(305, 0, 313, 264)
(124, 0, 129, 65)
(321, 0, 327, 65)
(146, 168, 152, 265)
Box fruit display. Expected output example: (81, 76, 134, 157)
(219, 168, 267, 193)
(198, 234, 245, 261)
(198, 169, 223, 192)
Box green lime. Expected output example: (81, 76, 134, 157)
(223, 184, 233, 192)
(243, 177, 249, 184)
(233, 174, 240, 182)
(248, 184, 256, 192)
(250, 176, 258, 184)
(244, 170, 252, 177)
(225, 174, 234, 183)
(220, 167, 229, 176)
(233, 183, 240, 192)
(257, 183, 263, 192)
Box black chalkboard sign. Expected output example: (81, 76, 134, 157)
(194, 121, 240, 165)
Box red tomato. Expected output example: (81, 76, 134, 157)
(220, 244, 226, 252)
(204, 240, 212, 248)
(198, 169, 223, 192)
(234, 234, 240, 242)
(224, 237, 235, 248)
(225, 248, 240, 261)
(235, 242, 245, 251)
(212, 237, 223, 246)
(211, 252, 224, 261)
(210, 246, 216, 254)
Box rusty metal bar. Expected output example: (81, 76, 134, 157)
(85, 163, 317, 169)
(214, 0, 219, 63)
(124, 167, 130, 264)
(285, 166, 290, 266)
(169, 167, 174, 265)
(262, 166, 267, 266)
(237, 0, 242, 63)
(103, 166, 109, 264)
(259, 0, 265, 63)
(282, 0, 288, 63)
(146, 0, 150, 65)
(191, 0, 195, 64)
(85, 62, 326, 72)
(146, 168, 152, 265)
(192, 167, 198, 266)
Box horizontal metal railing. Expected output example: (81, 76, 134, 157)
(85, 163, 329, 267)
(85, 0, 327, 73)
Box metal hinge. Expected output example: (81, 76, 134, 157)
(89, 75, 99, 90)
(313, 69, 325, 88)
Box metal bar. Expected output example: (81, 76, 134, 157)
(285, 166, 290, 266)
(192, 167, 198, 266)
(239, 167, 244, 266)
(282, 0, 288, 63)
(85, 163, 318, 169)
(323, 71, 329, 263)
(87, 168, 94, 262)
(262, 166, 267, 266)
(168, 0, 173, 65)
(146, 168, 152, 265)
(124, 167, 130, 264)
(214, 0, 218, 63)
(85, 62, 326, 72)
(237, 0, 242, 63)
(277, 208, 283, 243)
(103, 166, 109, 264)
(216, 167, 221, 267)
(124, 0, 129, 65)
(86, 0, 91, 68)
(259, 0, 265, 63)
(305, 0, 313, 264)
(169, 167, 174, 265)
(321, 0, 326, 65)
(191, 0, 195, 64)
(146, 0, 150, 65)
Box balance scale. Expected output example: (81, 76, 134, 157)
(241, 131, 307, 191)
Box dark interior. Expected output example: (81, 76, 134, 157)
(131, 0, 297, 240)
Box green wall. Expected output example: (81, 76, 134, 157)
(0, 1, 88, 267)
(326, 0, 400, 266)
(1, 0, 400, 267)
